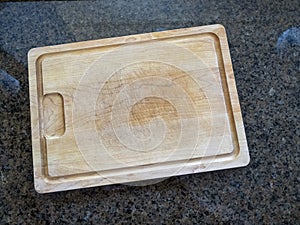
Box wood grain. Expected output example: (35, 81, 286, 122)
(28, 24, 250, 193)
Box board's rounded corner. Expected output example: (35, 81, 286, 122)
(244, 152, 251, 166)
(243, 153, 251, 167)
(28, 47, 39, 59)
(28, 47, 47, 64)
(33, 176, 52, 194)
(34, 181, 46, 194)
(238, 150, 250, 167)
(210, 24, 227, 38)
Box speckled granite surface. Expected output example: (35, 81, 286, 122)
(0, 1, 299, 224)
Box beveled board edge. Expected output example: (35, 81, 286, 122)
(28, 24, 250, 193)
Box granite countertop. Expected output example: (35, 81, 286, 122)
(0, 1, 299, 224)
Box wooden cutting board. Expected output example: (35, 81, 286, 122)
(28, 24, 249, 193)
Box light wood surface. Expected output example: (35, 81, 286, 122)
(28, 24, 250, 193)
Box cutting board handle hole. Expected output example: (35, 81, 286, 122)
(43, 93, 66, 138)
